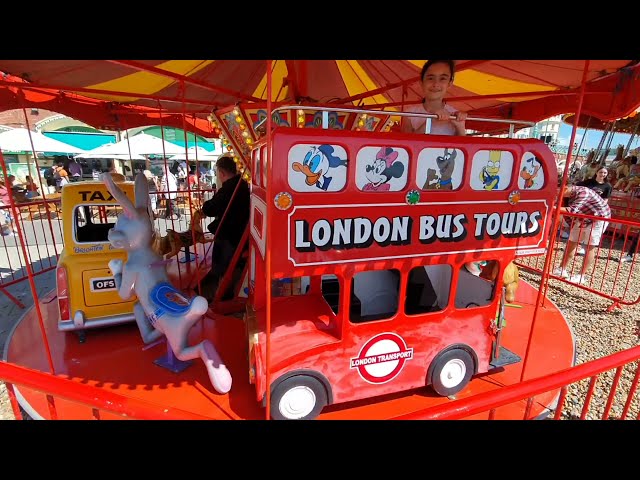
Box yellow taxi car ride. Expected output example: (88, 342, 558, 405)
(56, 180, 137, 333)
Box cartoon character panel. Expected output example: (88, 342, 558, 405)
(300, 110, 347, 130)
(352, 113, 383, 132)
(417, 147, 464, 191)
(356, 146, 408, 192)
(470, 150, 514, 191)
(288, 144, 348, 192)
(518, 153, 545, 190)
(248, 108, 291, 137)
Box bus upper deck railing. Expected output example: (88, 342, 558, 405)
(255, 105, 535, 137)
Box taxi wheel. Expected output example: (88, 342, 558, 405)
(429, 349, 474, 397)
(270, 375, 328, 420)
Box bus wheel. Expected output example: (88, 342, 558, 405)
(430, 349, 474, 397)
(270, 375, 328, 420)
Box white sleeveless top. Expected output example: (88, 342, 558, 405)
(404, 102, 458, 136)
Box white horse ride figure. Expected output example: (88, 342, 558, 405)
(103, 173, 232, 394)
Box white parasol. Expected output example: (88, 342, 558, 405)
(169, 146, 219, 162)
(77, 132, 183, 157)
(0, 128, 87, 154)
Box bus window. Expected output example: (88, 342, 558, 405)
(405, 265, 452, 315)
(455, 262, 498, 309)
(272, 275, 341, 315)
(320, 275, 341, 315)
(417, 147, 464, 191)
(261, 145, 267, 187)
(517, 153, 545, 190)
(350, 269, 400, 323)
(355, 146, 409, 192)
(253, 148, 261, 187)
(287, 143, 348, 192)
(271, 277, 306, 297)
(470, 150, 514, 191)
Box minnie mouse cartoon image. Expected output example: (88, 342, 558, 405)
(363, 147, 405, 191)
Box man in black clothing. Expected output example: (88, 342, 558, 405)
(200, 154, 250, 301)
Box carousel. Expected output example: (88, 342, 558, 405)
(1, 60, 640, 420)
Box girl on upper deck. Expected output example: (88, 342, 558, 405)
(401, 60, 467, 136)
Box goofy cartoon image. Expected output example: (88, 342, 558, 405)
(292, 144, 348, 191)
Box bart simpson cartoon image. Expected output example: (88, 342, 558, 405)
(480, 150, 502, 191)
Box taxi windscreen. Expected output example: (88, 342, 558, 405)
(74, 205, 124, 243)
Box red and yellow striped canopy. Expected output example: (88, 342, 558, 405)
(1, 60, 638, 135)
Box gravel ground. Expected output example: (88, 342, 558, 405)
(0, 382, 15, 420)
(518, 235, 640, 420)
(1, 238, 639, 420)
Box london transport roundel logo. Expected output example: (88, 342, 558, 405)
(350, 332, 414, 384)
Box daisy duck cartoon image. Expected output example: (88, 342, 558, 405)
(363, 147, 405, 191)
(292, 144, 348, 191)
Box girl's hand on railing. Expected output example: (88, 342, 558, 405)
(455, 111, 468, 122)
(433, 108, 450, 121)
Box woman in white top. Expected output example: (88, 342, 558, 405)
(160, 169, 181, 219)
(401, 60, 467, 136)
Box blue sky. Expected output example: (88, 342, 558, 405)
(557, 123, 639, 152)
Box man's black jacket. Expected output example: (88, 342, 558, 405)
(201, 174, 250, 245)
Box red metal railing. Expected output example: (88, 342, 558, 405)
(0, 199, 63, 308)
(2, 344, 638, 420)
(516, 209, 640, 311)
(390, 344, 640, 420)
(0, 361, 212, 420)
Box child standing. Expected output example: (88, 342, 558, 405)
(401, 60, 467, 136)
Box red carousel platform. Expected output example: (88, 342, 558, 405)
(3, 279, 575, 420)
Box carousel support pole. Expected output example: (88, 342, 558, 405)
(179, 82, 198, 267)
(601, 120, 618, 164)
(623, 120, 640, 157)
(0, 151, 55, 374)
(569, 118, 591, 179)
(598, 121, 617, 164)
(521, 60, 591, 383)
(265, 59, 274, 419)
(575, 115, 591, 155)
(156, 103, 183, 288)
(401, 83, 407, 132)
(594, 121, 612, 161)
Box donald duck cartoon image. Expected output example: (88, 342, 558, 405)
(292, 144, 348, 191)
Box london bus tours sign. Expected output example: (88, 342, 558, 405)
(286, 200, 548, 267)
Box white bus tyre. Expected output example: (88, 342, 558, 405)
(429, 349, 475, 397)
(270, 375, 328, 420)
